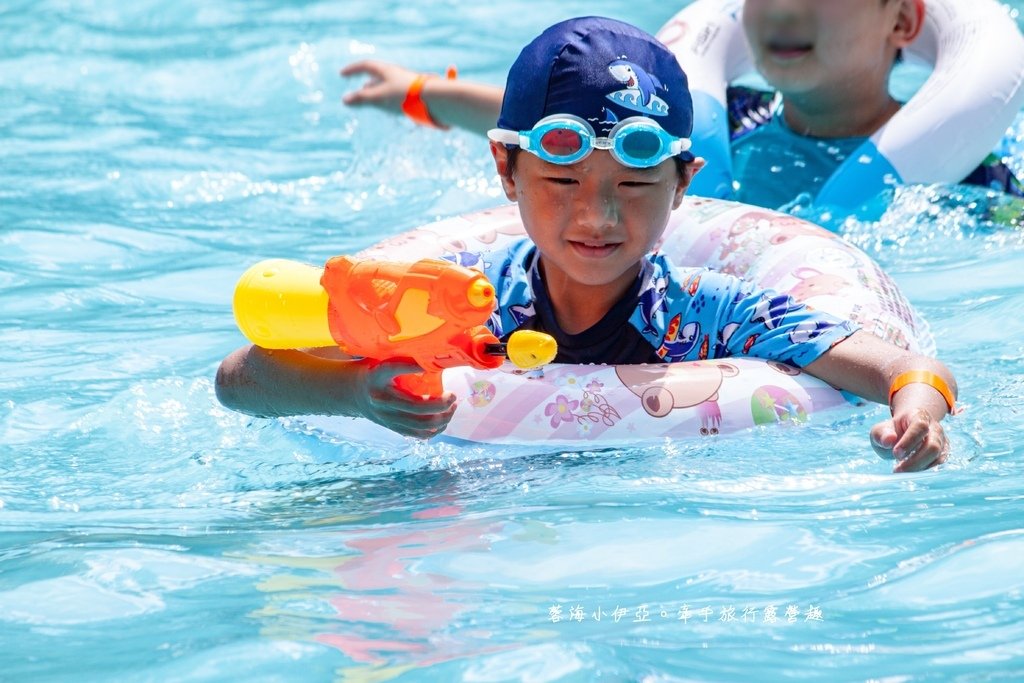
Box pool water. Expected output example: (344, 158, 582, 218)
(3, 1, 1024, 681)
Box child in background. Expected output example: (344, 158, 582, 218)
(218, 17, 958, 472)
(720, 0, 1023, 208)
(340, 0, 1022, 211)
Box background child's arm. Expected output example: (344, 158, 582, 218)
(804, 330, 957, 473)
(215, 345, 456, 439)
(341, 60, 502, 136)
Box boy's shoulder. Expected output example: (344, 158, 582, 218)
(472, 237, 538, 339)
(478, 235, 534, 283)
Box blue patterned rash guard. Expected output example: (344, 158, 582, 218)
(479, 238, 860, 367)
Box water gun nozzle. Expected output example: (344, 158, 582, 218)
(466, 279, 495, 309)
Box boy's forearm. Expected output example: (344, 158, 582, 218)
(805, 331, 957, 419)
(215, 345, 363, 418)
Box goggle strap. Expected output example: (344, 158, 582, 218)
(486, 129, 522, 147)
(671, 138, 693, 155)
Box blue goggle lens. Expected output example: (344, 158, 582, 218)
(618, 128, 663, 163)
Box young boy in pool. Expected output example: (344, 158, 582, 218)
(218, 17, 958, 472)
(340, 0, 1022, 210)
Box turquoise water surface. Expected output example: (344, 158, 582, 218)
(3, 1, 1024, 681)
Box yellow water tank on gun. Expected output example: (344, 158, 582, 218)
(232, 259, 335, 349)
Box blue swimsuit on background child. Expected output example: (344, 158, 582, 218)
(726, 86, 1023, 211)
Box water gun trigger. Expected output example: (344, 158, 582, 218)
(393, 370, 444, 400)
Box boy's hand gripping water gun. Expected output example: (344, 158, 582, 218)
(232, 257, 557, 399)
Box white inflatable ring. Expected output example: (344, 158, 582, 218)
(656, 0, 1024, 210)
(301, 197, 933, 446)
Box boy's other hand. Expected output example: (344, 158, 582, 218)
(870, 408, 949, 473)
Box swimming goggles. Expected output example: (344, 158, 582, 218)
(487, 114, 692, 168)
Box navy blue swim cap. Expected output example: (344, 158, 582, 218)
(497, 16, 695, 161)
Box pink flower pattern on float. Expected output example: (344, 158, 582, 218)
(542, 381, 622, 431)
(544, 395, 579, 428)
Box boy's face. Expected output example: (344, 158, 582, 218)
(491, 143, 700, 294)
(742, 0, 918, 96)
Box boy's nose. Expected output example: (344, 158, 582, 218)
(576, 190, 619, 233)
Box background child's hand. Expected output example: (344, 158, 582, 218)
(355, 358, 457, 439)
(340, 60, 419, 113)
(870, 408, 949, 473)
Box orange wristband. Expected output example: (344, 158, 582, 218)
(888, 370, 956, 415)
(401, 66, 457, 130)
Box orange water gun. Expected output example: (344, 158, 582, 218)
(232, 257, 557, 399)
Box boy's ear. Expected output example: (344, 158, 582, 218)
(673, 157, 706, 209)
(891, 0, 925, 47)
(490, 141, 518, 201)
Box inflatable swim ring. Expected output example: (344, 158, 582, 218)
(657, 0, 1024, 211)
(300, 197, 934, 446)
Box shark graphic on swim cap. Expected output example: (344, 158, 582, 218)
(497, 16, 694, 159)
